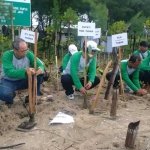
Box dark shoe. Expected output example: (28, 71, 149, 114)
(24, 95, 42, 105)
(25, 95, 29, 104)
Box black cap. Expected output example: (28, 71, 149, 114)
(140, 41, 148, 47)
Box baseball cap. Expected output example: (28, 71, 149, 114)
(87, 41, 100, 52)
(68, 44, 78, 55)
(140, 41, 148, 47)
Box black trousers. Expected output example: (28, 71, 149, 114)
(106, 71, 120, 87)
(106, 70, 146, 87)
(61, 74, 100, 95)
(139, 70, 150, 84)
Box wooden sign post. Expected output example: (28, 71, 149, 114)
(78, 22, 95, 109)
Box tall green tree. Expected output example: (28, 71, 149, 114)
(62, 7, 78, 46)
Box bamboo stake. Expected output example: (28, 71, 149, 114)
(83, 36, 87, 109)
(27, 68, 33, 114)
(89, 60, 112, 114)
(33, 30, 38, 112)
(55, 30, 59, 93)
(55, 55, 59, 92)
(118, 65, 125, 101)
(118, 47, 125, 101)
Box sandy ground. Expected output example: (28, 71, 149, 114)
(0, 81, 150, 150)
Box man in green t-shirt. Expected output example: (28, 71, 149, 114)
(61, 41, 100, 100)
(140, 56, 150, 90)
(133, 41, 150, 59)
(106, 54, 147, 96)
(0, 37, 45, 104)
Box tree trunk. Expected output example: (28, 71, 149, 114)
(104, 58, 119, 100)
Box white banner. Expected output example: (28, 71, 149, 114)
(78, 22, 95, 36)
(93, 28, 101, 39)
(20, 29, 38, 44)
(112, 33, 128, 47)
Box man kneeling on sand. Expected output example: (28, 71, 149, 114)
(106, 54, 147, 96)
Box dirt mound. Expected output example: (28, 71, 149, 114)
(0, 105, 20, 135)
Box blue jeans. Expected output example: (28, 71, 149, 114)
(0, 75, 43, 104)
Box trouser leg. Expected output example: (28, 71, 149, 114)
(0, 78, 17, 104)
(61, 74, 74, 95)
(16, 75, 43, 96)
(139, 70, 147, 84)
(106, 71, 120, 87)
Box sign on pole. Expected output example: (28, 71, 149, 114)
(0, 0, 31, 26)
(20, 29, 38, 43)
(93, 28, 101, 39)
(112, 33, 128, 47)
(78, 22, 95, 36)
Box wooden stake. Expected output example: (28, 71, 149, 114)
(55, 55, 59, 92)
(118, 47, 122, 60)
(110, 89, 118, 119)
(83, 36, 87, 109)
(27, 68, 33, 114)
(89, 60, 112, 114)
(125, 121, 140, 149)
(33, 30, 38, 112)
(54, 30, 59, 93)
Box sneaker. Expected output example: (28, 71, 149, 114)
(74, 91, 83, 96)
(67, 94, 74, 100)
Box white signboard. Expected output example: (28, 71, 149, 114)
(112, 33, 128, 47)
(78, 22, 95, 36)
(20, 29, 38, 43)
(93, 28, 101, 39)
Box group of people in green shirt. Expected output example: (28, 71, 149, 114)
(0, 38, 150, 105)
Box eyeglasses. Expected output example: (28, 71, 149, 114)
(91, 50, 97, 53)
(17, 49, 28, 53)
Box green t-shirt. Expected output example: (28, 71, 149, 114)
(121, 60, 140, 92)
(1, 50, 44, 80)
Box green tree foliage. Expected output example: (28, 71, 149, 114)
(82, 0, 108, 34)
(129, 12, 147, 36)
(62, 7, 78, 45)
(109, 21, 128, 35)
(144, 19, 150, 29)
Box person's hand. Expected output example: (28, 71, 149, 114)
(36, 67, 44, 75)
(136, 89, 147, 96)
(85, 81, 92, 90)
(26, 68, 36, 75)
(79, 87, 87, 95)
